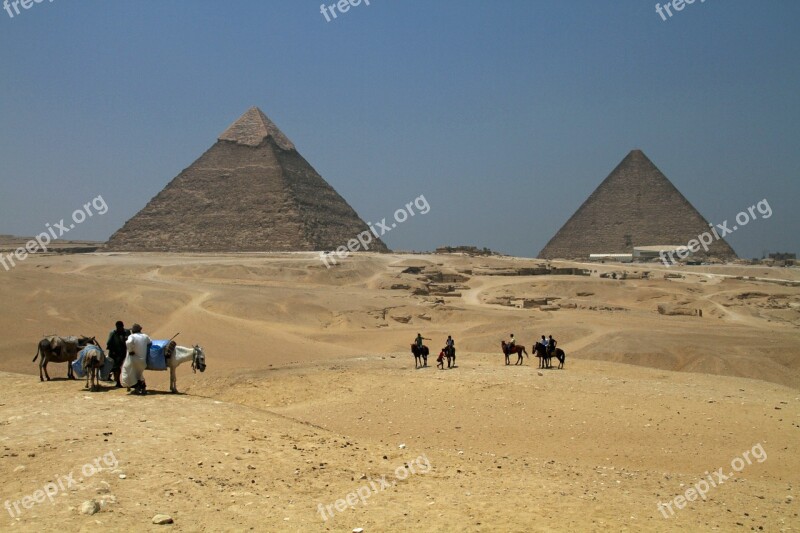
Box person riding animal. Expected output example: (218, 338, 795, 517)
(444, 335, 456, 367)
(506, 333, 516, 355)
(415, 333, 430, 349)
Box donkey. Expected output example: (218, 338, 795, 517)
(81, 340, 106, 392)
(165, 345, 207, 394)
(33, 335, 93, 381)
(125, 339, 208, 394)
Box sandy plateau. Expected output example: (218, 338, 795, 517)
(0, 251, 798, 532)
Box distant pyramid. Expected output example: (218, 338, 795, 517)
(107, 107, 388, 252)
(538, 150, 737, 260)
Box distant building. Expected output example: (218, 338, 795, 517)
(589, 253, 633, 263)
(435, 246, 496, 256)
(769, 252, 796, 261)
(633, 245, 690, 262)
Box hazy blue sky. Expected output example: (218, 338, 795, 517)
(1, 0, 798, 258)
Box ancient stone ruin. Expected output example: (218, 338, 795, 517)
(538, 150, 737, 261)
(107, 107, 388, 253)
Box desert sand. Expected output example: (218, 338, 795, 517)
(0, 251, 798, 532)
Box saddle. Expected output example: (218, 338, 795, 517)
(164, 340, 177, 360)
(146, 340, 176, 371)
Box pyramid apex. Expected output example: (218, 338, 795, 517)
(619, 149, 658, 169)
(218, 107, 295, 150)
(625, 149, 648, 159)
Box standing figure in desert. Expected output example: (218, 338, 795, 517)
(106, 320, 130, 388)
(122, 323, 150, 395)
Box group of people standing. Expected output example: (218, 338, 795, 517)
(104, 320, 151, 395)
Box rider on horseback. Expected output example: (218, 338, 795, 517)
(506, 333, 516, 355)
(445, 335, 454, 355)
(548, 335, 557, 356)
(412, 333, 431, 368)
(415, 333, 429, 349)
(444, 335, 455, 368)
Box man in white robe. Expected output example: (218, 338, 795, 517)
(122, 323, 151, 395)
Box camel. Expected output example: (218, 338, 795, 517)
(411, 344, 429, 369)
(80, 341, 106, 392)
(501, 341, 527, 365)
(533, 342, 566, 369)
(33, 335, 93, 381)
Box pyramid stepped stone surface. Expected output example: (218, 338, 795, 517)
(538, 150, 737, 260)
(107, 107, 388, 252)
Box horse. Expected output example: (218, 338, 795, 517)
(411, 344, 429, 368)
(33, 335, 94, 381)
(80, 340, 106, 392)
(533, 342, 548, 368)
(534, 342, 565, 369)
(444, 345, 456, 368)
(501, 341, 527, 366)
(551, 346, 566, 369)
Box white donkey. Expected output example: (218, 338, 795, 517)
(164, 344, 207, 393)
(122, 337, 207, 394)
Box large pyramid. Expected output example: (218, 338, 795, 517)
(538, 150, 737, 260)
(106, 107, 389, 252)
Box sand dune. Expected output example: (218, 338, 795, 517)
(0, 252, 798, 531)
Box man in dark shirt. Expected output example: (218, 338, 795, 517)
(106, 321, 130, 388)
